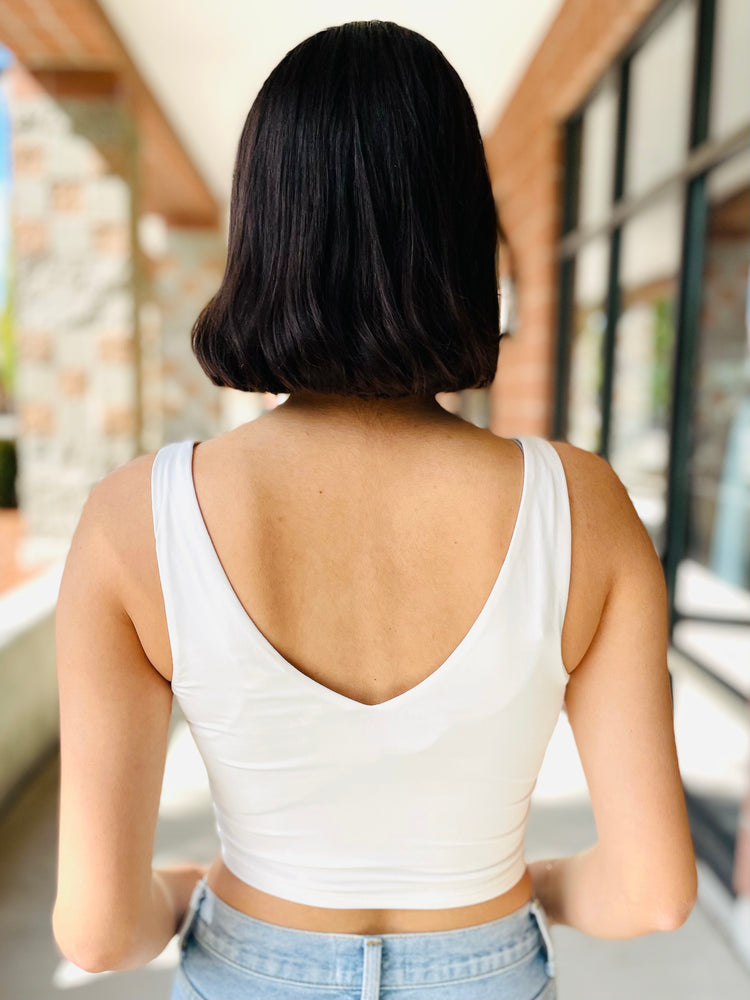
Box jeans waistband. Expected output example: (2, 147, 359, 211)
(177, 875, 554, 987)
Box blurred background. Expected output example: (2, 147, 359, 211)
(0, 1, 747, 997)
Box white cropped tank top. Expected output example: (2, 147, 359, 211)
(151, 434, 571, 909)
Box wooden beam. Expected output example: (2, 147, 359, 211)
(0, 0, 220, 227)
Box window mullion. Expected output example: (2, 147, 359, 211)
(663, 0, 715, 620)
(599, 57, 630, 459)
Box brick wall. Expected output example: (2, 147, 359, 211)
(483, 0, 660, 438)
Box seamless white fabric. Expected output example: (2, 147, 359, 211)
(151, 434, 571, 909)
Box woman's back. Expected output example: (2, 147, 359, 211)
(145, 403, 595, 703)
(136, 405, 595, 702)
(149, 410, 552, 913)
(103, 396, 695, 939)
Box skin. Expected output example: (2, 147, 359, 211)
(52, 390, 696, 971)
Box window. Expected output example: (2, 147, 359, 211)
(567, 239, 608, 452)
(710, 0, 750, 139)
(577, 79, 618, 231)
(555, 0, 750, 895)
(624, 1, 696, 197)
(673, 149, 750, 696)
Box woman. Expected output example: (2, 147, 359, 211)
(52, 20, 697, 1000)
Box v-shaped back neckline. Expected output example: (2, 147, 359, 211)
(178, 435, 531, 711)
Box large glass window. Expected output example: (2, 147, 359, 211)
(671, 151, 750, 882)
(556, 0, 750, 896)
(673, 149, 750, 696)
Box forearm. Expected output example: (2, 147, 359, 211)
(528, 844, 669, 939)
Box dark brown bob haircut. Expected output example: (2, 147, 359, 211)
(192, 19, 504, 399)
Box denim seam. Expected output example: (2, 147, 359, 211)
(370, 947, 542, 991)
(174, 964, 208, 1000)
(189, 930, 541, 990)
(189, 934, 353, 989)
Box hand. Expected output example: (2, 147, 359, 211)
(152, 863, 210, 935)
(527, 858, 561, 926)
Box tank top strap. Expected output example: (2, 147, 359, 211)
(151, 438, 193, 540)
(513, 435, 572, 639)
(151, 438, 205, 682)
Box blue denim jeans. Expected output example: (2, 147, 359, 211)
(170, 875, 558, 1000)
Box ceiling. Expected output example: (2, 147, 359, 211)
(97, 0, 564, 215)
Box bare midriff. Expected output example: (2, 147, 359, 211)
(205, 855, 534, 934)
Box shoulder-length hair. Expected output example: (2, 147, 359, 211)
(192, 20, 504, 399)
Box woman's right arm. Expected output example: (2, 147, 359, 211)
(529, 446, 697, 939)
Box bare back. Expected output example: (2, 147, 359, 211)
(126, 415, 603, 702)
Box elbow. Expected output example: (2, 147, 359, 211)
(649, 869, 699, 933)
(618, 856, 699, 935)
(52, 905, 133, 974)
(56, 947, 116, 976)
(53, 935, 130, 975)
(652, 892, 698, 932)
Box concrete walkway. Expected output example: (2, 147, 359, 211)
(0, 696, 748, 999)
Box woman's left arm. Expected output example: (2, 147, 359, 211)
(52, 463, 205, 973)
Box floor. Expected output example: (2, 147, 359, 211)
(0, 679, 748, 999)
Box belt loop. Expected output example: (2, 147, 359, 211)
(529, 897, 557, 979)
(176, 874, 209, 951)
(360, 937, 383, 1000)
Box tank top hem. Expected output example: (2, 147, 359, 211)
(217, 849, 530, 911)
